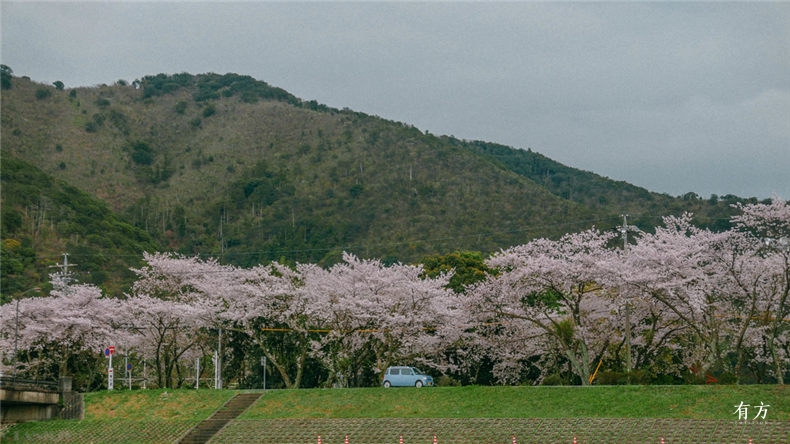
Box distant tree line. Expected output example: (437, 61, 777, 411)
(140, 72, 302, 106)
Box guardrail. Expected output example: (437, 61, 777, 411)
(0, 375, 58, 392)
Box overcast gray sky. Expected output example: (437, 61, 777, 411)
(2, 1, 788, 199)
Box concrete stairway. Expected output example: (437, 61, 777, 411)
(178, 393, 261, 444)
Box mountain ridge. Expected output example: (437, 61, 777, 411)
(1, 71, 752, 295)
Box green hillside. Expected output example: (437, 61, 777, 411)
(462, 140, 744, 232)
(1, 71, 753, 293)
(0, 157, 156, 300)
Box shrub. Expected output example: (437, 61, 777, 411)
(349, 184, 364, 198)
(541, 374, 566, 386)
(174, 101, 187, 114)
(35, 88, 52, 99)
(130, 141, 154, 165)
(436, 376, 461, 387)
(1, 64, 12, 89)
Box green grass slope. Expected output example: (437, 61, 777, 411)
(239, 385, 788, 420)
(2, 386, 787, 443)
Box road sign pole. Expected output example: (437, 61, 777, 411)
(106, 346, 116, 390)
(217, 328, 222, 390)
(108, 352, 114, 390)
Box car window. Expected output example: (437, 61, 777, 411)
(390, 368, 400, 375)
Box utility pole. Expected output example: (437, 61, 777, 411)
(619, 215, 630, 252)
(49, 253, 78, 288)
(122, 324, 136, 390)
(51, 252, 78, 274)
(214, 328, 223, 389)
(219, 215, 224, 258)
(620, 215, 631, 379)
(619, 215, 638, 381)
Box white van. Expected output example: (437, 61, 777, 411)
(382, 366, 434, 388)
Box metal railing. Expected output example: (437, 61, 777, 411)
(0, 375, 58, 392)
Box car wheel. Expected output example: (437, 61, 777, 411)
(383, 381, 391, 388)
(415, 380, 423, 388)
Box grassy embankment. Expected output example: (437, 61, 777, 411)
(2, 385, 787, 443)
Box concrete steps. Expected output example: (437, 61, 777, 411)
(178, 393, 261, 444)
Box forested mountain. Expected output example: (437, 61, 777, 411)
(1, 70, 755, 296)
(0, 157, 157, 300)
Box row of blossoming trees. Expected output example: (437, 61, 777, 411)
(1, 198, 788, 389)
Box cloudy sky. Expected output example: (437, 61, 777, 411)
(3, 1, 788, 199)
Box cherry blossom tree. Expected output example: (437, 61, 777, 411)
(126, 253, 319, 389)
(114, 294, 211, 388)
(124, 252, 226, 388)
(728, 197, 790, 383)
(0, 274, 120, 383)
(299, 252, 458, 387)
(622, 199, 789, 383)
(220, 261, 313, 388)
(467, 229, 621, 385)
(620, 214, 737, 379)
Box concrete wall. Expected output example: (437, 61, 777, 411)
(0, 377, 82, 424)
(0, 388, 60, 404)
(0, 397, 60, 423)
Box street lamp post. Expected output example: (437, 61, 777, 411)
(13, 287, 41, 379)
